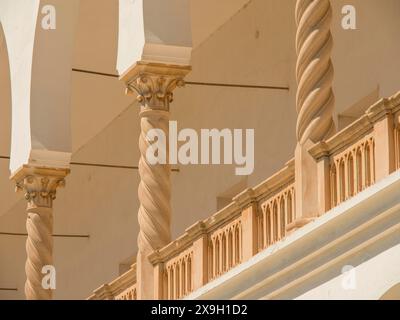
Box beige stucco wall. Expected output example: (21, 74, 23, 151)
(190, 0, 250, 48)
(0, 0, 399, 299)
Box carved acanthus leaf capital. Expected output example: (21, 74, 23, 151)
(11, 166, 69, 208)
(126, 73, 185, 111)
(121, 62, 191, 112)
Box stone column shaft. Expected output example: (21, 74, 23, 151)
(123, 62, 191, 299)
(292, 0, 336, 227)
(11, 166, 68, 300)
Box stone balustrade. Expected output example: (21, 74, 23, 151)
(147, 159, 295, 300)
(311, 91, 400, 213)
(164, 247, 194, 300)
(115, 283, 137, 300)
(259, 183, 295, 251)
(88, 264, 137, 300)
(330, 134, 375, 207)
(89, 91, 400, 301)
(208, 216, 242, 280)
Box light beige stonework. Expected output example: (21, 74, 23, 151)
(121, 62, 191, 299)
(1, 1, 400, 301)
(11, 166, 69, 300)
(293, 0, 336, 228)
(91, 88, 400, 300)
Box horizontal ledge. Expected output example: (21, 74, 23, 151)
(70, 161, 180, 172)
(0, 232, 90, 239)
(71, 162, 139, 170)
(0, 156, 180, 172)
(72, 68, 119, 78)
(186, 81, 289, 91)
(71, 68, 289, 90)
(0, 288, 17, 291)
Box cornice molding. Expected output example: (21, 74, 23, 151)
(310, 91, 400, 161)
(186, 171, 400, 300)
(89, 264, 137, 300)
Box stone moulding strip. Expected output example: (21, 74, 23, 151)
(250, 202, 400, 300)
(310, 116, 373, 160)
(148, 159, 296, 266)
(186, 171, 400, 300)
(310, 91, 400, 161)
(250, 158, 295, 203)
(0, 156, 180, 172)
(9, 165, 70, 182)
(120, 61, 192, 85)
(149, 204, 242, 265)
(263, 218, 400, 300)
(0, 232, 89, 238)
(0, 288, 18, 291)
(70, 161, 180, 172)
(71, 68, 289, 91)
(185, 81, 289, 91)
(89, 263, 137, 300)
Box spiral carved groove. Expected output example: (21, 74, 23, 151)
(296, 0, 335, 144)
(138, 111, 172, 252)
(13, 169, 67, 300)
(25, 207, 53, 300)
(125, 66, 189, 263)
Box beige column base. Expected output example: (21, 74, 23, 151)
(294, 141, 320, 221)
(136, 250, 155, 300)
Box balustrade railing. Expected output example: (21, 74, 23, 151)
(144, 158, 295, 299)
(149, 202, 243, 299)
(115, 283, 137, 300)
(164, 247, 194, 300)
(329, 134, 375, 207)
(88, 264, 136, 300)
(311, 92, 400, 212)
(90, 92, 400, 300)
(208, 216, 242, 280)
(258, 183, 295, 251)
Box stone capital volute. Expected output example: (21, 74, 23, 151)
(11, 166, 70, 209)
(121, 61, 191, 112)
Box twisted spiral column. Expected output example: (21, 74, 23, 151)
(25, 205, 53, 300)
(124, 62, 190, 299)
(291, 1, 336, 226)
(12, 167, 68, 300)
(138, 109, 171, 251)
(296, 0, 335, 145)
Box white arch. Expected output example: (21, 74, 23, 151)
(0, 22, 11, 157)
(0, 0, 79, 174)
(117, 0, 192, 76)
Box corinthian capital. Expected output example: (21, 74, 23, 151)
(11, 166, 69, 208)
(122, 62, 191, 112)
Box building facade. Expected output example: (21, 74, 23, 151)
(0, 0, 399, 300)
